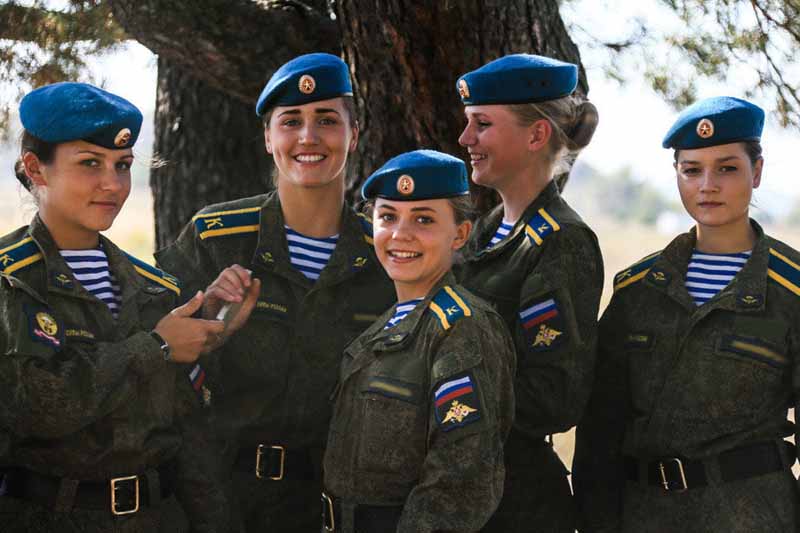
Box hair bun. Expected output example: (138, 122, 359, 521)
(569, 100, 599, 150)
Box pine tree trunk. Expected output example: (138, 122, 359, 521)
(336, 0, 587, 210)
(150, 56, 272, 248)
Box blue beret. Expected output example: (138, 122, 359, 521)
(255, 53, 353, 116)
(19, 82, 142, 149)
(662, 96, 764, 150)
(457, 54, 578, 106)
(361, 150, 469, 201)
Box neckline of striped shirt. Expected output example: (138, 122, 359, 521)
(685, 249, 752, 306)
(384, 298, 425, 329)
(487, 219, 515, 248)
(285, 226, 339, 281)
(59, 247, 122, 318)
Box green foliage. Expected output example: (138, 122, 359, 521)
(0, 1, 127, 137)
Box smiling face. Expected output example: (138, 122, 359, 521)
(458, 104, 545, 190)
(675, 142, 762, 232)
(373, 198, 471, 301)
(25, 140, 133, 248)
(265, 97, 358, 192)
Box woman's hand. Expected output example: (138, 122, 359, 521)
(154, 291, 226, 363)
(201, 264, 261, 348)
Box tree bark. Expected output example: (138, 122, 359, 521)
(337, 0, 587, 209)
(151, 56, 273, 248)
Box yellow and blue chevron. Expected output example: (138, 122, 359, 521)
(525, 208, 560, 246)
(0, 237, 43, 275)
(357, 212, 374, 245)
(192, 207, 261, 240)
(125, 253, 181, 296)
(613, 250, 661, 292)
(768, 248, 800, 297)
(429, 285, 472, 330)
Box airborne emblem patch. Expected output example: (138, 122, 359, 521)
(26, 305, 63, 349)
(434, 372, 481, 431)
(519, 297, 566, 352)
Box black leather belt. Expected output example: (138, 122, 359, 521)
(321, 491, 403, 532)
(1, 466, 173, 515)
(233, 444, 319, 481)
(625, 441, 792, 492)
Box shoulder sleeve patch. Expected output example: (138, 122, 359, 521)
(189, 363, 211, 407)
(613, 250, 661, 292)
(519, 296, 566, 353)
(0, 237, 43, 275)
(525, 208, 561, 246)
(192, 206, 261, 240)
(356, 212, 374, 245)
(124, 252, 181, 296)
(433, 371, 481, 432)
(429, 285, 472, 330)
(768, 248, 800, 297)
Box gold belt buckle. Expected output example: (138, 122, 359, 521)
(658, 458, 688, 492)
(255, 444, 285, 480)
(321, 491, 335, 532)
(110, 475, 140, 515)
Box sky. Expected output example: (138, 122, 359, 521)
(3, 0, 799, 228)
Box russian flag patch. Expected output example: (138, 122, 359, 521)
(519, 297, 566, 352)
(189, 364, 211, 406)
(434, 372, 481, 431)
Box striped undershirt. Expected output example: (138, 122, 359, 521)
(487, 220, 515, 248)
(685, 249, 752, 306)
(384, 298, 424, 329)
(285, 226, 339, 281)
(60, 247, 122, 318)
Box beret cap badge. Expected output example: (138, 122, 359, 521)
(114, 128, 132, 147)
(397, 175, 415, 196)
(298, 74, 316, 95)
(457, 79, 470, 99)
(696, 118, 714, 139)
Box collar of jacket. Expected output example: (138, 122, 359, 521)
(468, 179, 561, 259)
(647, 219, 769, 314)
(250, 191, 377, 287)
(28, 214, 148, 305)
(365, 270, 460, 353)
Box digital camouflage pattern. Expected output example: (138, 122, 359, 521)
(323, 273, 516, 533)
(574, 221, 800, 533)
(156, 191, 396, 532)
(456, 180, 604, 532)
(0, 215, 225, 532)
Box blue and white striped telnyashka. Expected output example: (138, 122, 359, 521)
(384, 298, 424, 329)
(59, 248, 122, 318)
(685, 250, 752, 306)
(285, 226, 339, 281)
(487, 220, 515, 248)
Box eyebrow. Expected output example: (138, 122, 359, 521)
(679, 155, 742, 165)
(377, 204, 436, 213)
(277, 107, 341, 117)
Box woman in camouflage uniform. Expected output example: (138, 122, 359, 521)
(454, 54, 603, 532)
(322, 149, 516, 533)
(0, 82, 232, 532)
(574, 97, 800, 532)
(156, 53, 396, 532)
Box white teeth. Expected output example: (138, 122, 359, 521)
(390, 251, 421, 258)
(470, 154, 486, 161)
(295, 154, 325, 162)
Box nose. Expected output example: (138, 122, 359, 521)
(299, 122, 320, 144)
(699, 169, 719, 192)
(100, 165, 124, 192)
(458, 123, 475, 147)
(392, 217, 415, 241)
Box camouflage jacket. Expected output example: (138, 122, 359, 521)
(574, 221, 800, 532)
(155, 191, 396, 454)
(457, 180, 603, 440)
(0, 215, 224, 530)
(323, 273, 516, 533)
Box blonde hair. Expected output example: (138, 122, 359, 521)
(507, 95, 599, 176)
